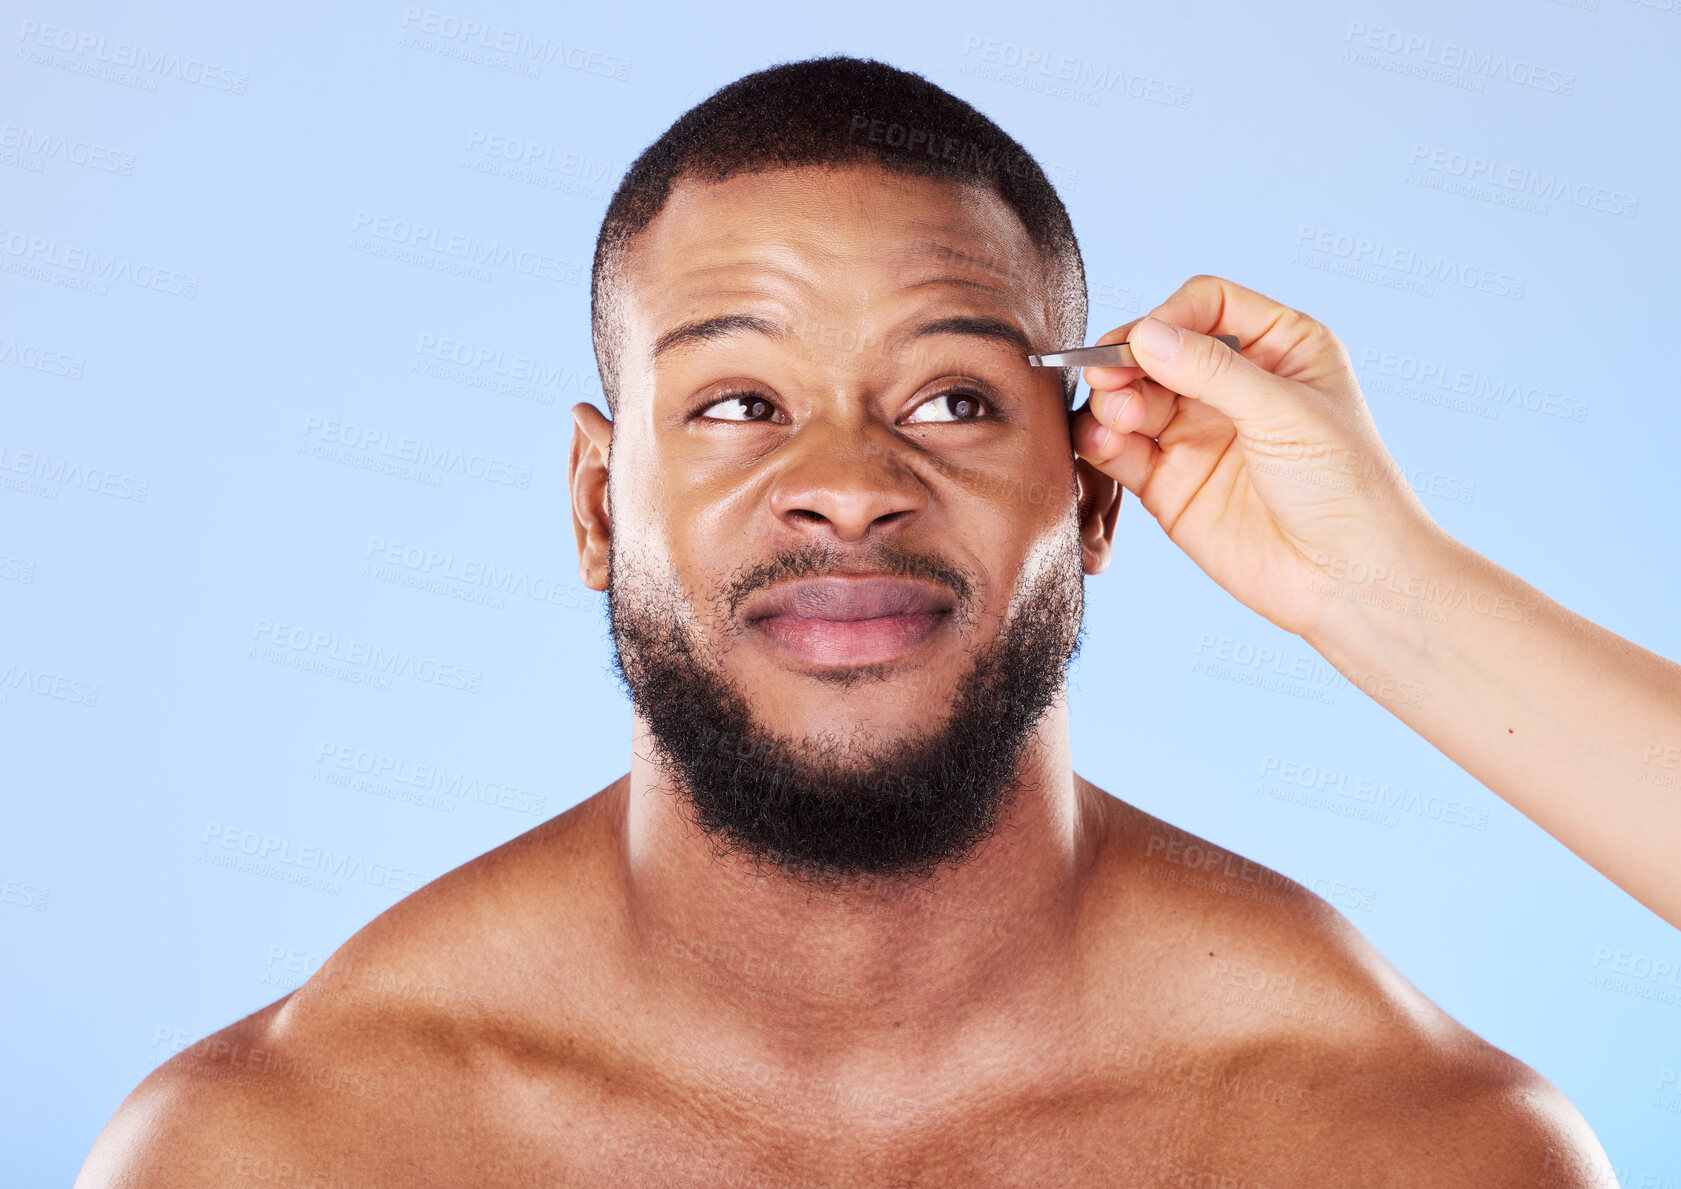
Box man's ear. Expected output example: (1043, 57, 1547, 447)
(1074, 455, 1122, 575)
(569, 402, 613, 592)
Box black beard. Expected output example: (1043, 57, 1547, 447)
(605, 527, 1085, 887)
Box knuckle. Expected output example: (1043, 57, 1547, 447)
(1292, 307, 1329, 339)
(1272, 308, 1339, 373)
(1301, 313, 1356, 371)
(1201, 335, 1237, 384)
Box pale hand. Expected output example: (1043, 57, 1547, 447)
(1071, 274, 1434, 638)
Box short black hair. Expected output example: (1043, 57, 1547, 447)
(590, 55, 1087, 415)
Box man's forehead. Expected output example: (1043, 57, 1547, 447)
(622, 166, 1048, 318)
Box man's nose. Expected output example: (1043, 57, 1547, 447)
(766, 424, 929, 542)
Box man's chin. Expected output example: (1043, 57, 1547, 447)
(639, 645, 1053, 882)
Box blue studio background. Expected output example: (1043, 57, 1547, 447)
(4, 0, 1680, 1182)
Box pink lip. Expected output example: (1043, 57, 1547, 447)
(755, 612, 946, 667)
(745, 576, 955, 668)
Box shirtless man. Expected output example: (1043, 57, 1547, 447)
(78, 56, 1622, 1186)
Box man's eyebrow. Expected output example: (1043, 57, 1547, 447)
(903, 315, 1034, 355)
(651, 314, 782, 360)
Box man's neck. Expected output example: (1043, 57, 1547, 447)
(616, 700, 1107, 1053)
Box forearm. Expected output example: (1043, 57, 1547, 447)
(1301, 521, 1681, 926)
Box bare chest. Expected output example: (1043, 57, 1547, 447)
(359, 1072, 1312, 1189)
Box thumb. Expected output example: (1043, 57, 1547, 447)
(1126, 315, 1292, 430)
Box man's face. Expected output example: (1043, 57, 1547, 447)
(595, 163, 1101, 881)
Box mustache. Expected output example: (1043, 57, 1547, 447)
(721, 541, 976, 622)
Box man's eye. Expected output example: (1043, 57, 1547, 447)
(904, 391, 991, 424)
(701, 393, 783, 422)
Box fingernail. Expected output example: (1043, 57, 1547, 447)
(1114, 387, 1137, 425)
(1132, 317, 1182, 361)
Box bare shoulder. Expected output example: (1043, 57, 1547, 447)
(76, 781, 630, 1187)
(72, 997, 337, 1188)
(1088, 790, 1615, 1187)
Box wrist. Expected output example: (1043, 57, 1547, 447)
(1297, 516, 1466, 667)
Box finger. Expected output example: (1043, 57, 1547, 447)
(1144, 274, 1333, 380)
(1080, 277, 1323, 392)
(1123, 314, 1303, 433)
(1071, 409, 1161, 496)
(1081, 317, 1147, 391)
(1088, 376, 1181, 441)
(1081, 362, 1146, 393)
(1087, 385, 1146, 436)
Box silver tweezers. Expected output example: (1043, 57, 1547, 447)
(1028, 334, 1241, 368)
